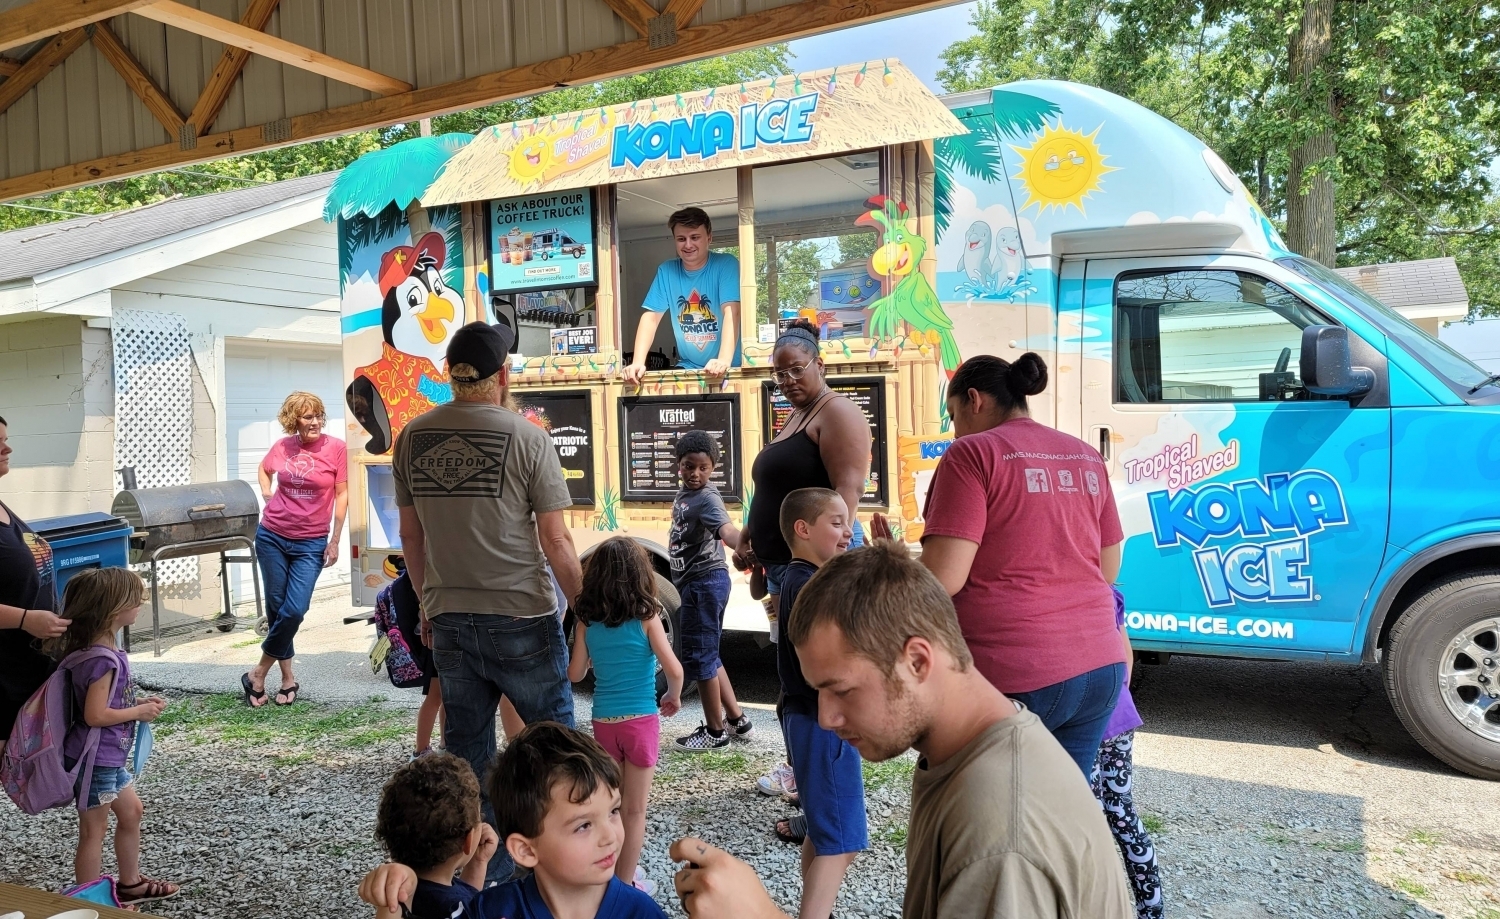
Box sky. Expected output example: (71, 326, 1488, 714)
(787, 2, 979, 92)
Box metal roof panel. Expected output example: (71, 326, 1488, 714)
(0, 171, 334, 282)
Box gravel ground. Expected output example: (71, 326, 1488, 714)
(4, 597, 1499, 919)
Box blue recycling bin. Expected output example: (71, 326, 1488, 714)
(29, 512, 134, 597)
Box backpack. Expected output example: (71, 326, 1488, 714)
(372, 574, 427, 689)
(1, 646, 118, 815)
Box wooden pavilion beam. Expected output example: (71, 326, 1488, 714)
(185, 0, 280, 138)
(132, 0, 411, 96)
(663, 0, 708, 27)
(0, 58, 20, 77)
(90, 21, 185, 135)
(0, 27, 90, 115)
(0, 0, 958, 201)
(0, 0, 152, 54)
(598, 0, 659, 38)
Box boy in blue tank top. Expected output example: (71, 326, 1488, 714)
(568, 537, 683, 893)
(667, 431, 754, 752)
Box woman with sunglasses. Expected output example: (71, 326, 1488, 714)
(241, 392, 348, 708)
(743, 321, 873, 625)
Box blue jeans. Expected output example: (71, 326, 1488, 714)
(256, 525, 327, 661)
(431, 612, 575, 883)
(677, 568, 732, 682)
(1010, 662, 1125, 777)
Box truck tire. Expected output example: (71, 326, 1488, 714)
(1383, 569, 1500, 780)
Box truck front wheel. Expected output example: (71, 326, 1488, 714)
(1384, 569, 1500, 780)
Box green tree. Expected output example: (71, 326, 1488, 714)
(0, 47, 792, 233)
(938, 0, 1500, 314)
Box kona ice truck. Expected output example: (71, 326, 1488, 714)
(331, 62, 1500, 779)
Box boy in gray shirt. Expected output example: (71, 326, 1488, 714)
(668, 430, 753, 751)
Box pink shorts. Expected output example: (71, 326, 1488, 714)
(592, 714, 660, 768)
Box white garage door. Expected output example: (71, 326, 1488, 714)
(225, 341, 350, 602)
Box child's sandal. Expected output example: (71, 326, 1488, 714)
(118, 876, 180, 903)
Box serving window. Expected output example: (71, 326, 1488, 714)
(615, 167, 740, 369)
(610, 150, 886, 369)
(751, 151, 883, 336)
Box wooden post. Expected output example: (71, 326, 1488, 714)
(461, 201, 487, 323)
(737, 166, 757, 350)
(595, 186, 617, 355)
(765, 235, 777, 324)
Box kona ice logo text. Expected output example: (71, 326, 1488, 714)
(1148, 471, 1349, 608)
(610, 93, 818, 169)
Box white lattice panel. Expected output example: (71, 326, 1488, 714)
(113, 310, 198, 587)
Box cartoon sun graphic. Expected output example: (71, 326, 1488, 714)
(1010, 121, 1117, 215)
(509, 136, 553, 183)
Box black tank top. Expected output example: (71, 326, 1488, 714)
(749, 394, 835, 565)
(0, 503, 58, 734)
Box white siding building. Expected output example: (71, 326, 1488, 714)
(0, 173, 348, 621)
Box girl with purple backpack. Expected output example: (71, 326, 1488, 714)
(45, 568, 180, 905)
(1094, 586, 1163, 919)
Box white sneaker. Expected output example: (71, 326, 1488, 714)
(757, 762, 796, 797)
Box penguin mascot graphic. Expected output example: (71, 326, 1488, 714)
(346, 232, 462, 454)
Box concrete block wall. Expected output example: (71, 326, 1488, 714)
(0, 317, 114, 520)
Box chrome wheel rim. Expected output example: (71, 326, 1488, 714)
(1437, 616, 1500, 743)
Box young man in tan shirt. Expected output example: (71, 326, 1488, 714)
(671, 540, 1133, 919)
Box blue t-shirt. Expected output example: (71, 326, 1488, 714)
(642, 252, 741, 369)
(412, 878, 479, 919)
(464, 874, 666, 919)
(586, 618, 658, 721)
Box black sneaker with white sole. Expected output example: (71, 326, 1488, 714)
(675, 723, 730, 751)
(726, 712, 755, 741)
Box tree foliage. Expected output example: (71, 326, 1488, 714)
(939, 0, 1500, 314)
(0, 47, 792, 233)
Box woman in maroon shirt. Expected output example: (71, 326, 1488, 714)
(908, 353, 1125, 775)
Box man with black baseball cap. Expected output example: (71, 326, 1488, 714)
(391, 320, 582, 883)
(445, 320, 513, 383)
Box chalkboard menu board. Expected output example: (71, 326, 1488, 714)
(762, 378, 887, 506)
(620, 396, 741, 502)
(514, 389, 595, 506)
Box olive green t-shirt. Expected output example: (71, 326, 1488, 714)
(904, 704, 1134, 919)
(392, 400, 572, 618)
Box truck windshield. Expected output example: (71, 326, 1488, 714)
(1277, 256, 1493, 399)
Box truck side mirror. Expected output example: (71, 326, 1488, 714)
(1300, 325, 1374, 397)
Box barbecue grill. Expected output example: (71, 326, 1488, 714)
(111, 480, 265, 656)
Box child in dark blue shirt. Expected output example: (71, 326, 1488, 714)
(370, 751, 498, 919)
(361, 723, 667, 919)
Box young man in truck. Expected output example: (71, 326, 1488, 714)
(621, 207, 740, 383)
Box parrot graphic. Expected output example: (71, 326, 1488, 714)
(857, 196, 960, 377)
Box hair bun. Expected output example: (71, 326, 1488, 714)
(1007, 352, 1048, 397)
(787, 318, 818, 336)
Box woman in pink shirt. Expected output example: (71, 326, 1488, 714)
(915, 353, 1125, 775)
(241, 392, 348, 708)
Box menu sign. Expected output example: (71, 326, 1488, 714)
(515, 389, 594, 506)
(488, 190, 597, 295)
(621, 396, 741, 502)
(762, 378, 887, 506)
